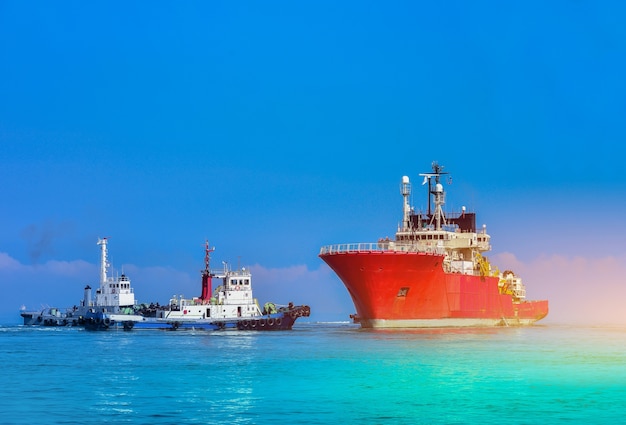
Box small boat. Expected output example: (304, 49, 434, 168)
(20, 306, 77, 327)
(87, 241, 310, 331)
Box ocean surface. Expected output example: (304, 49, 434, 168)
(1, 322, 624, 424)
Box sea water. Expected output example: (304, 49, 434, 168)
(1, 323, 624, 424)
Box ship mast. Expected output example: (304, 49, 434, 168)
(200, 240, 215, 301)
(97, 237, 110, 286)
(419, 161, 448, 231)
(204, 240, 214, 272)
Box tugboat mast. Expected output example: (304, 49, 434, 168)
(200, 240, 215, 301)
(204, 240, 214, 272)
(97, 237, 110, 286)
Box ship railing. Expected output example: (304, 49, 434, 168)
(319, 243, 446, 255)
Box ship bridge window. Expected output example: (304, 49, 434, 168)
(397, 287, 410, 297)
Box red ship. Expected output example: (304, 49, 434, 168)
(319, 162, 548, 328)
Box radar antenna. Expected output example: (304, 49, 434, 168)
(418, 161, 450, 230)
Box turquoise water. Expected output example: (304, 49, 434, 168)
(1, 323, 625, 424)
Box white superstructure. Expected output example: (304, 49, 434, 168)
(156, 262, 264, 322)
(93, 238, 136, 308)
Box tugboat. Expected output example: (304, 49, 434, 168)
(319, 162, 548, 328)
(93, 241, 310, 331)
(21, 237, 141, 328)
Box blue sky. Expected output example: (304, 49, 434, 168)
(2, 1, 626, 324)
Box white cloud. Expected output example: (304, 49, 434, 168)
(1, 253, 98, 316)
(0, 253, 21, 271)
(44, 259, 95, 276)
(123, 265, 197, 305)
(492, 252, 626, 325)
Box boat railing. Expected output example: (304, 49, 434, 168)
(319, 242, 446, 255)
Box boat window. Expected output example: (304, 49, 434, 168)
(397, 287, 410, 297)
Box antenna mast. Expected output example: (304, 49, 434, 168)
(419, 162, 449, 231)
(204, 240, 215, 273)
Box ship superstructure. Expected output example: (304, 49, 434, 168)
(319, 162, 548, 328)
(92, 237, 135, 310)
(20, 237, 137, 326)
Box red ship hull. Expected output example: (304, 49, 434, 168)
(320, 250, 548, 328)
